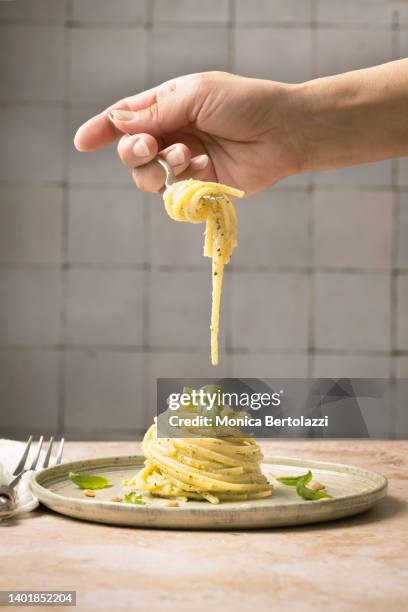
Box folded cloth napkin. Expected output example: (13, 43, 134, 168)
(0, 439, 46, 517)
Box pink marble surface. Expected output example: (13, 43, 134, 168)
(1, 441, 407, 612)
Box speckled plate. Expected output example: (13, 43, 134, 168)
(30, 455, 387, 530)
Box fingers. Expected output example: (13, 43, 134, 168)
(117, 133, 159, 167)
(133, 152, 210, 193)
(73, 74, 206, 152)
(73, 87, 159, 152)
(131, 143, 193, 192)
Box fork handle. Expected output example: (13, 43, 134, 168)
(0, 486, 17, 520)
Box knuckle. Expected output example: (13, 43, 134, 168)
(188, 73, 207, 93)
(144, 102, 160, 124)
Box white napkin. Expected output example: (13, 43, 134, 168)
(0, 439, 46, 517)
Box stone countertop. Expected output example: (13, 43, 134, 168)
(1, 440, 407, 612)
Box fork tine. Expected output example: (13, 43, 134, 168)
(55, 438, 64, 465)
(13, 435, 33, 475)
(42, 436, 54, 468)
(29, 436, 44, 470)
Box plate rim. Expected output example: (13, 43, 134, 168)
(31, 453, 388, 515)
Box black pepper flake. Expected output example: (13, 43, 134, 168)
(214, 272, 218, 276)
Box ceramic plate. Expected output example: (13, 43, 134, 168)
(31, 455, 387, 530)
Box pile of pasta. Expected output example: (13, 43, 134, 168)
(163, 179, 244, 366)
(132, 406, 272, 505)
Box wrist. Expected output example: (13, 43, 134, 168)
(282, 79, 334, 175)
(261, 80, 309, 180)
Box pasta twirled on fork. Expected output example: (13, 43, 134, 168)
(163, 179, 244, 365)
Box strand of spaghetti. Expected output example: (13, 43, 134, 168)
(163, 178, 244, 365)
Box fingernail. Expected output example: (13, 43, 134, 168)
(191, 154, 209, 170)
(133, 137, 150, 157)
(109, 110, 135, 122)
(166, 146, 185, 166)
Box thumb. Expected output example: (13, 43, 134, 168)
(109, 75, 204, 137)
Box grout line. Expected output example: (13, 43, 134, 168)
(141, 12, 155, 428)
(146, 0, 154, 29)
(388, 10, 401, 437)
(0, 100, 67, 108)
(0, 345, 402, 357)
(0, 262, 406, 274)
(55, 0, 73, 438)
(0, 177, 401, 192)
(228, 0, 236, 72)
(1, 19, 403, 30)
(2, 427, 146, 440)
(225, 0, 236, 374)
(307, 0, 318, 378)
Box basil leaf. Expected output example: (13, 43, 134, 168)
(276, 470, 333, 501)
(296, 479, 333, 501)
(124, 491, 146, 505)
(69, 471, 110, 490)
(276, 470, 313, 486)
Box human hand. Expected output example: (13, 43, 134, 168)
(74, 71, 301, 196)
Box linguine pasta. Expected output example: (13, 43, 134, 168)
(163, 179, 244, 365)
(129, 392, 272, 504)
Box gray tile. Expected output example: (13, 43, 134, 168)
(398, 158, 408, 187)
(314, 161, 392, 187)
(149, 269, 226, 350)
(233, 190, 310, 269)
(0, 350, 59, 432)
(0, 107, 64, 181)
(68, 187, 145, 264)
(236, 0, 312, 22)
(313, 354, 390, 377)
(0, 270, 61, 344)
(0, 25, 64, 102)
(154, 0, 229, 22)
(149, 350, 228, 380)
(68, 108, 131, 185)
(231, 352, 308, 377)
(151, 27, 229, 85)
(397, 3, 408, 25)
(234, 27, 312, 83)
(314, 190, 393, 270)
(316, 28, 392, 78)
(72, 0, 147, 23)
(397, 275, 408, 350)
(395, 357, 408, 439)
(70, 27, 147, 107)
(0, 186, 62, 264)
(279, 173, 311, 188)
(398, 195, 408, 269)
(231, 272, 309, 350)
(0, 0, 67, 22)
(148, 351, 229, 418)
(66, 269, 144, 346)
(315, 273, 391, 351)
(316, 0, 397, 24)
(65, 350, 146, 430)
(396, 356, 408, 377)
(150, 193, 207, 268)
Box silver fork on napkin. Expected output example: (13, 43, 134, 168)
(0, 435, 64, 520)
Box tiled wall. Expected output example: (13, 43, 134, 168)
(0, 0, 407, 439)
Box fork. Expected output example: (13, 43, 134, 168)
(0, 435, 64, 520)
(157, 156, 223, 200)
